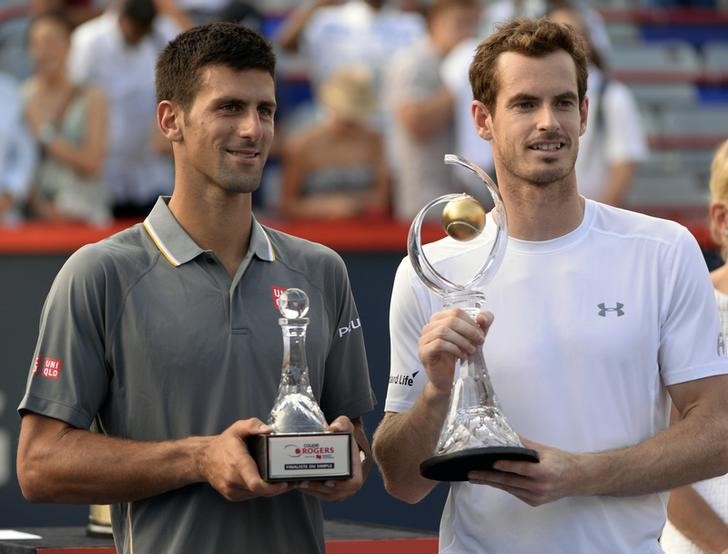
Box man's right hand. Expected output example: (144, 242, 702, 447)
(197, 418, 289, 501)
(418, 308, 492, 396)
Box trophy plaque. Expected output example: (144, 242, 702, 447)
(251, 288, 351, 482)
(410, 154, 539, 482)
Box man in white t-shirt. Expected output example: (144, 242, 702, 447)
(372, 17, 728, 554)
(69, 0, 181, 217)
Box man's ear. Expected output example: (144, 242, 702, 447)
(472, 100, 493, 141)
(157, 100, 183, 142)
(579, 96, 589, 137)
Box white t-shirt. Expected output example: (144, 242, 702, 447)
(576, 67, 648, 201)
(385, 199, 728, 553)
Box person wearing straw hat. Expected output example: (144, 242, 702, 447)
(280, 66, 390, 219)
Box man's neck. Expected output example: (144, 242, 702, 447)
(168, 188, 253, 277)
(498, 177, 585, 242)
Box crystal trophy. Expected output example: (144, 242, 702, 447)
(251, 288, 351, 482)
(410, 154, 538, 482)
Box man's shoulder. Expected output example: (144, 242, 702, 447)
(589, 201, 687, 245)
(62, 223, 154, 283)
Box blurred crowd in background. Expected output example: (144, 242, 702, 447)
(0, 0, 726, 227)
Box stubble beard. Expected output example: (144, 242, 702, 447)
(217, 159, 264, 194)
(500, 144, 576, 188)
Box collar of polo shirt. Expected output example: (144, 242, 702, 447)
(143, 197, 276, 267)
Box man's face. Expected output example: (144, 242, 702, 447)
(176, 65, 276, 195)
(478, 50, 587, 187)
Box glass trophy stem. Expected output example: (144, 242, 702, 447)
(435, 292, 522, 455)
(280, 323, 308, 389)
(269, 316, 327, 434)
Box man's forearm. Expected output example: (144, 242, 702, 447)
(18, 416, 211, 504)
(576, 402, 728, 498)
(373, 383, 450, 503)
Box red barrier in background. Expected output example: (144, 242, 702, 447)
(0, 210, 715, 255)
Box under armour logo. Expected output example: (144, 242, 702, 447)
(597, 303, 624, 317)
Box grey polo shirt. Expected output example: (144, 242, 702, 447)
(19, 197, 375, 554)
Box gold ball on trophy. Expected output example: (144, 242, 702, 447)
(441, 196, 486, 241)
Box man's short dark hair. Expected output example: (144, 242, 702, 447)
(470, 17, 589, 115)
(155, 22, 276, 110)
(121, 0, 157, 33)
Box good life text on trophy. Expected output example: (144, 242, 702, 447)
(251, 288, 351, 482)
(410, 154, 539, 482)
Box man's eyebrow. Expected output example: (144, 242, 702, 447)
(211, 96, 277, 109)
(507, 91, 578, 104)
(555, 91, 578, 102)
(213, 96, 243, 105)
(507, 93, 539, 104)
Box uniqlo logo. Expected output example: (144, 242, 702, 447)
(271, 286, 286, 309)
(33, 356, 41, 375)
(40, 357, 63, 379)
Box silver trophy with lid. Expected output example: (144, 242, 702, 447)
(411, 154, 538, 481)
(251, 288, 351, 481)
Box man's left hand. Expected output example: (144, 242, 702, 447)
(295, 416, 364, 502)
(466, 437, 581, 507)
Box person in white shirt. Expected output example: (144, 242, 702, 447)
(0, 70, 35, 224)
(549, 5, 648, 207)
(372, 17, 728, 553)
(661, 139, 728, 554)
(277, 0, 425, 93)
(68, 0, 180, 217)
(440, 37, 494, 202)
(276, 0, 425, 134)
(384, 0, 479, 220)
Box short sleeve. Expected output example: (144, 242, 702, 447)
(659, 227, 728, 385)
(318, 253, 376, 421)
(17, 245, 111, 429)
(383, 257, 433, 413)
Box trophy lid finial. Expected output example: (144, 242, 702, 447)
(278, 288, 309, 319)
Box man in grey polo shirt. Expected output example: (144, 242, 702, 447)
(16, 22, 375, 554)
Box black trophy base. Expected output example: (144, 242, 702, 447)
(420, 446, 539, 482)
